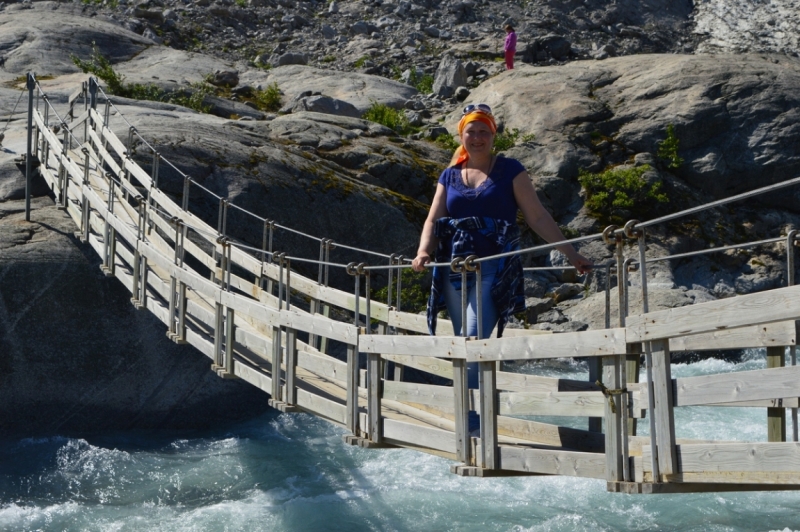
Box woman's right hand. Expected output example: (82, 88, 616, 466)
(411, 252, 431, 272)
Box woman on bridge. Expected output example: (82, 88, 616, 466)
(411, 103, 591, 387)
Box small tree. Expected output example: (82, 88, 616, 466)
(578, 164, 669, 225)
(658, 123, 684, 169)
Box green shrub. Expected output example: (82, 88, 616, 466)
(578, 164, 669, 225)
(363, 101, 409, 133)
(493, 128, 519, 152)
(321, 55, 337, 63)
(168, 81, 213, 113)
(657, 123, 684, 169)
(71, 42, 127, 96)
(373, 268, 430, 313)
(434, 133, 460, 151)
(353, 55, 370, 68)
(408, 69, 434, 93)
(254, 82, 282, 112)
(72, 43, 221, 115)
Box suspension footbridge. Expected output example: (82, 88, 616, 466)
(17, 73, 800, 494)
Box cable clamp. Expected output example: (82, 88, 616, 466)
(602, 225, 619, 245)
(623, 219, 641, 239)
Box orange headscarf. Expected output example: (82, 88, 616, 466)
(449, 111, 498, 167)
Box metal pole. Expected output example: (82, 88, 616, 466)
(277, 253, 285, 311)
(788, 230, 798, 442)
(284, 258, 291, 311)
(605, 262, 612, 329)
(363, 265, 370, 333)
(81, 148, 91, 243)
(42, 98, 50, 179)
(396, 255, 404, 312)
(387, 254, 397, 309)
(25, 73, 35, 221)
(450, 257, 470, 466)
(319, 240, 332, 354)
(182, 176, 191, 211)
(88, 76, 98, 111)
(354, 265, 361, 328)
(637, 228, 660, 481)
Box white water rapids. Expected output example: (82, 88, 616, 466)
(2, 349, 800, 532)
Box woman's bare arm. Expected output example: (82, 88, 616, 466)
(513, 171, 592, 273)
(412, 183, 449, 271)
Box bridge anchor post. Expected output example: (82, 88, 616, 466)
(25, 72, 35, 221)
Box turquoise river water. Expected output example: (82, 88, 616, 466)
(2, 350, 800, 531)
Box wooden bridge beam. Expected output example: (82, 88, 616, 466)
(767, 345, 786, 442)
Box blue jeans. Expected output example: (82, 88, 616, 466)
(443, 259, 499, 389)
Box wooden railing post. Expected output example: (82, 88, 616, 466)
(284, 327, 298, 406)
(223, 305, 235, 376)
(100, 176, 114, 276)
(453, 358, 470, 465)
(603, 355, 623, 482)
(478, 360, 497, 469)
(270, 322, 282, 402)
(346, 342, 359, 435)
(650, 339, 676, 480)
(367, 351, 381, 443)
(363, 267, 383, 445)
(213, 302, 225, 368)
(767, 345, 786, 442)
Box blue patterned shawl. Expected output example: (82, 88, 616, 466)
(426, 216, 525, 338)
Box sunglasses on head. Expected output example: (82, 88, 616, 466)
(462, 103, 493, 116)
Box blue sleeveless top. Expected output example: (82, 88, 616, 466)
(437, 156, 525, 223)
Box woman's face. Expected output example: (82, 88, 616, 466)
(460, 120, 495, 158)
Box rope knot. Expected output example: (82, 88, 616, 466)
(595, 380, 627, 414)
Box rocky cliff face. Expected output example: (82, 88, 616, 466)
(1, 0, 799, 432)
(0, 197, 271, 437)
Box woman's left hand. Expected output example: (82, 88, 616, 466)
(566, 251, 593, 274)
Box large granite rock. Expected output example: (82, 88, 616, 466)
(0, 195, 271, 437)
(432, 55, 467, 98)
(254, 65, 418, 113)
(0, 2, 154, 77)
(456, 54, 800, 215)
(695, 0, 800, 55)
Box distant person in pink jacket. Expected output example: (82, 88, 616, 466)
(504, 24, 516, 70)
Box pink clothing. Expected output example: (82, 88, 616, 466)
(504, 31, 517, 52)
(504, 31, 516, 70)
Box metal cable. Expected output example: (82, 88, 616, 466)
(639, 175, 800, 229)
(228, 201, 266, 222)
(329, 240, 394, 259)
(273, 221, 323, 242)
(523, 266, 578, 272)
(474, 233, 603, 263)
(1, 89, 26, 134)
(186, 178, 222, 200)
(644, 236, 785, 264)
(159, 156, 188, 180)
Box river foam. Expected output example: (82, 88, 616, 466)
(2, 351, 800, 531)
